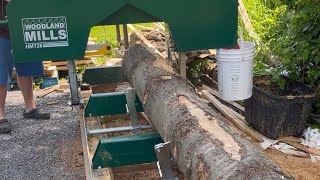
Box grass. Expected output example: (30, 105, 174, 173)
(88, 23, 155, 65)
(311, 123, 320, 130)
(89, 23, 155, 43)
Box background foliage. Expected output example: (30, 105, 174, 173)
(244, 0, 320, 86)
(243, 0, 320, 113)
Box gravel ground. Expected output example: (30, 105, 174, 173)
(0, 90, 85, 180)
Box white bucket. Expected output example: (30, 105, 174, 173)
(216, 28, 255, 101)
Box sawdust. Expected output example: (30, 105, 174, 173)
(113, 169, 161, 180)
(178, 96, 242, 161)
(264, 148, 320, 180)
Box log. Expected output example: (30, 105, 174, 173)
(122, 44, 291, 179)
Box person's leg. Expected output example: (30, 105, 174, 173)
(0, 84, 7, 119)
(0, 37, 14, 133)
(15, 62, 50, 119)
(16, 76, 36, 112)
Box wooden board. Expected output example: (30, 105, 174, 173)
(127, 24, 166, 59)
(201, 90, 264, 142)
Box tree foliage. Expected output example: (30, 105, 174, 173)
(271, 0, 320, 86)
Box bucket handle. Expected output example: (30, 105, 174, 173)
(237, 26, 245, 61)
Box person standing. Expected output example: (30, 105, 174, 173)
(0, 0, 50, 133)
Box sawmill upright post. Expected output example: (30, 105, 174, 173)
(123, 24, 129, 50)
(67, 60, 80, 105)
(178, 52, 187, 79)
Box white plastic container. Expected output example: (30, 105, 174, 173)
(216, 30, 255, 101)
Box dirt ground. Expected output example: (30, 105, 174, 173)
(0, 90, 85, 180)
(264, 148, 320, 180)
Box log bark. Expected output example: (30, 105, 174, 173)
(122, 44, 291, 180)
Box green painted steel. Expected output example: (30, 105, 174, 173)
(92, 133, 163, 169)
(84, 92, 143, 117)
(82, 65, 127, 85)
(7, 0, 238, 63)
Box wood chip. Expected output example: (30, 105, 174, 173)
(47, 102, 59, 105)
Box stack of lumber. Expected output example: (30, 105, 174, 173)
(43, 59, 94, 71)
(43, 61, 58, 77)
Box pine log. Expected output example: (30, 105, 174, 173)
(122, 44, 291, 180)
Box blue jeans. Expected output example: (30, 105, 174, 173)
(0, 37, 44, 85)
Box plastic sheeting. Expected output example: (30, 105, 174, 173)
(301, 127, 320, 149)
(261, 127, 320, 162)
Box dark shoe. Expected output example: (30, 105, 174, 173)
(0, 119, 13, 133)
(23, 108, 51, 120)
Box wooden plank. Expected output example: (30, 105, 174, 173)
(277, 136, 320, 156)
(238, 0, 278, 65)
(50, 61, 67, 66)
(277, 136, 302, 143)
(79, 108, 93, 180)
(198, 87, 245, 122)
(202, 84, 220, 97)
(46, 102, 59, 105)
(59, 83, 70, 89)
(56, 66, 68, 71)
(80, 108, 114, 180)
(202, 90, 264, 142)
(105, 58, 123, 66)
(112, 163, 157, 174)
(279, 140, 320, 156)
(82, 87, 115, 180)
(153, 22, 165, 31)
(178, 52, 187, 79)
(135, 24, 154, 31)
(127, 24, 166, 59)
(50, 59, 93, 66)
(202, 85, 245, 112)
(238, 0, 255, 37)
(222, 103, 246, 122)
(37, 85, 60, 98)
(43, 61, 52, 64)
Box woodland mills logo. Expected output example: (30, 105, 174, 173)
(22, 16, 69, 49)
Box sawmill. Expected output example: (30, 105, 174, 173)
(2, 0, 296, 179)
